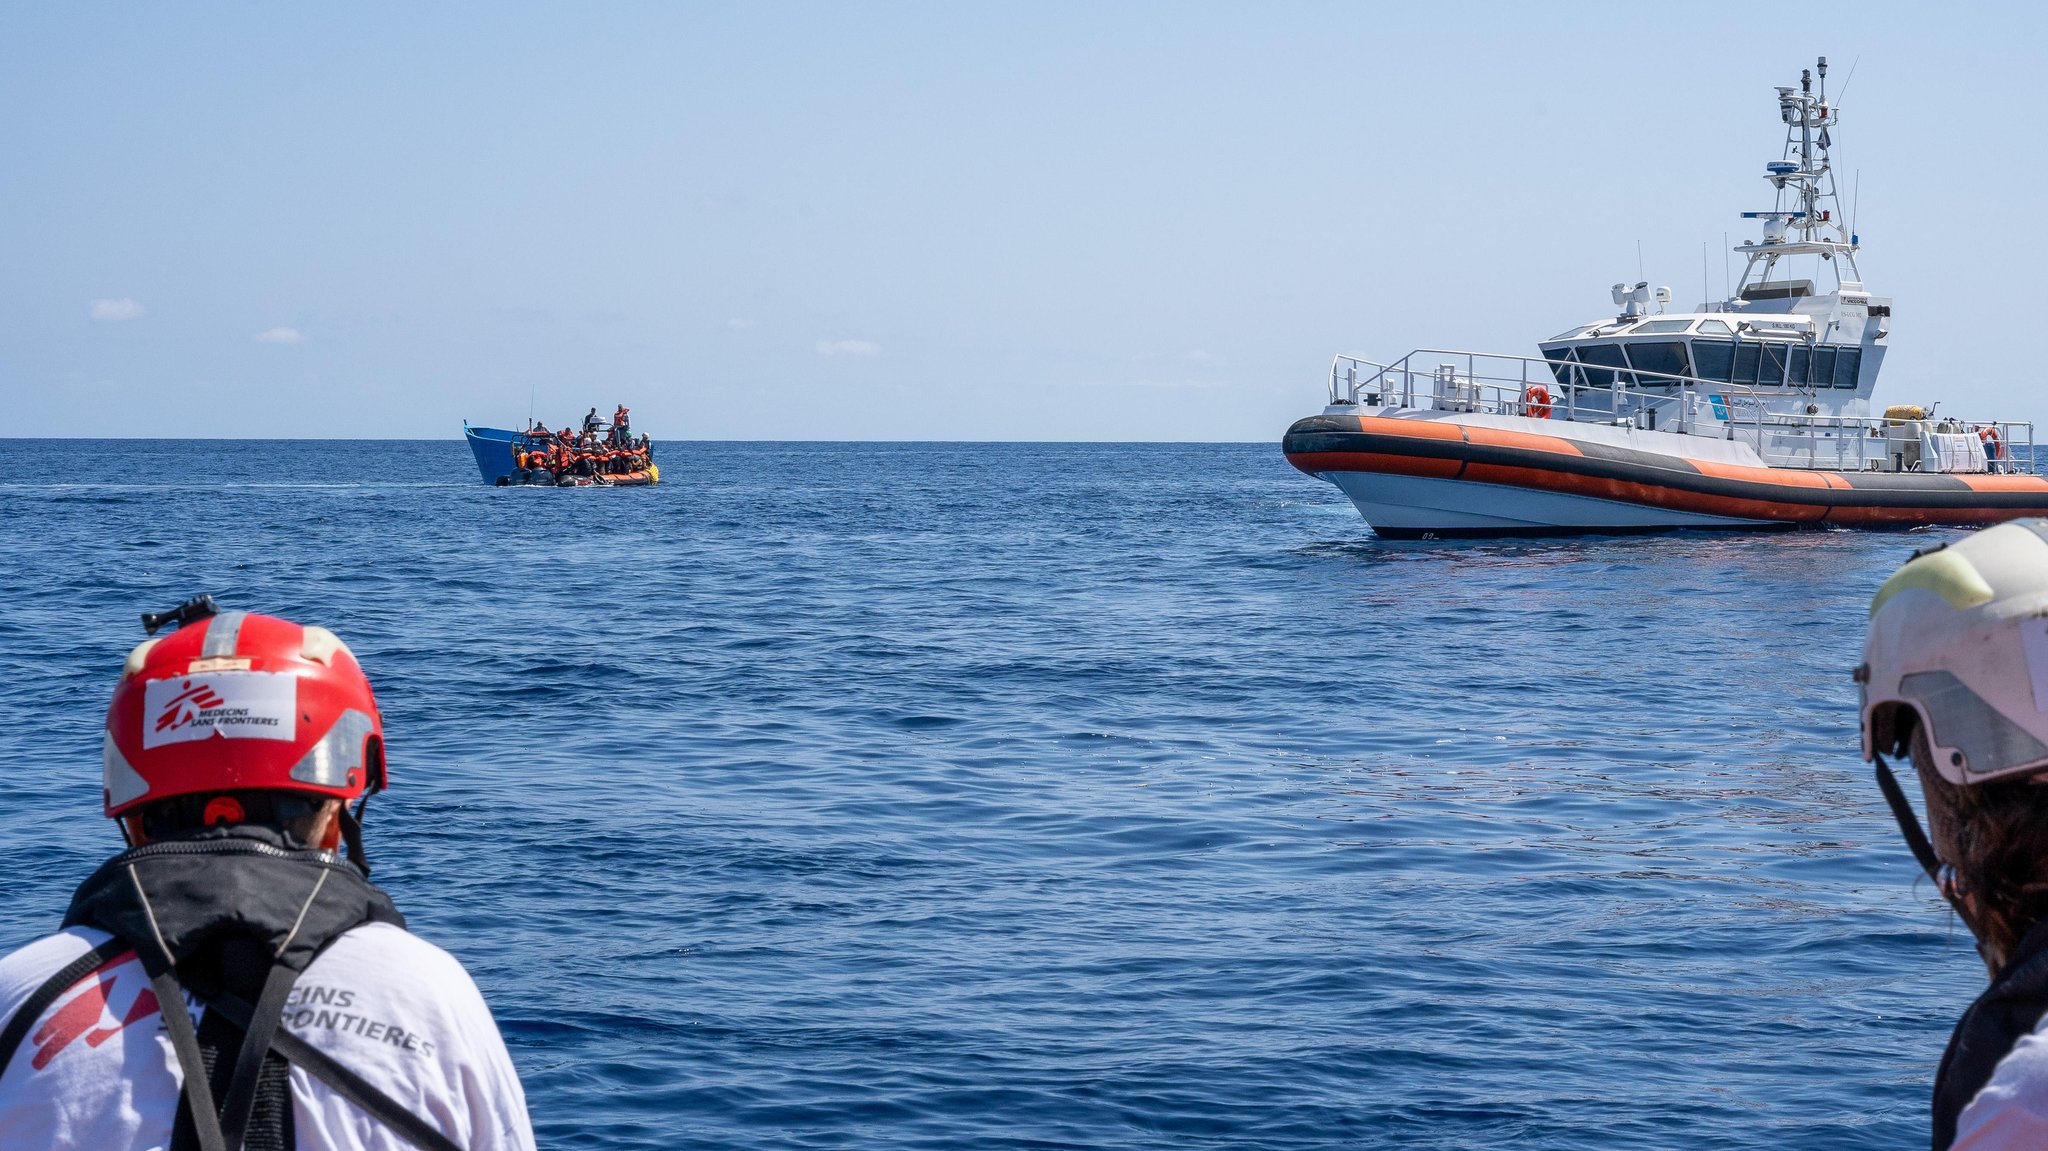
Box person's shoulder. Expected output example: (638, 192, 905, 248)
(1958, 1016, 2048, 1148)
(320, 922, 477, 976)
(307, 923, 492, 1006)
(0, 927, 116, 1018)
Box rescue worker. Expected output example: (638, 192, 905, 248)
(612, 406, 630, 445)
(0, 599, 535, 1150)
(1860, 520, 2048, 1148)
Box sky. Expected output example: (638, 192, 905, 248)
(4, 1, 2044, 440)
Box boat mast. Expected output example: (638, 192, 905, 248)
(1734, 56, 1860, 295)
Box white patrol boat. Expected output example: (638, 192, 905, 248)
(1283, 57, 2048, 538)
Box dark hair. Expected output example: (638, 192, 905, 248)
(1912, 727, 2048, 973)
(135, 790, 335, 849)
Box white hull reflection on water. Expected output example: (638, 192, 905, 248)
(0, 440, 1979, 1150)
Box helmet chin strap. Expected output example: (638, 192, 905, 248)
(339, 796, 372, 876)
(1875, 752, 1991, 954)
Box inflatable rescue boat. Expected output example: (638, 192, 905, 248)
(1282, 58, 2047, 538)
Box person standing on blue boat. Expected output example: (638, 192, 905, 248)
(0, 599, 535, 1151)
(1861, 520, 2048, 1149)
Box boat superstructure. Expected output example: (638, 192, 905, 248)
(1283, 58, 2047, 537)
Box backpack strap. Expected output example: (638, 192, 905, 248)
(205, 991, 465, 1151)
(216, 963, 302, 1150)
(153, 965, 230, 1151)
(0, 935, 132, 1082)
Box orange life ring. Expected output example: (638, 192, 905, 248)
(1981, 425, 2004, 459)
(1523, 384, 1553, 420)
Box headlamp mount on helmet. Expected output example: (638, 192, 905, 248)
(140, 593, 221, 636)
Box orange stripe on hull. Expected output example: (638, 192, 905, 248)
(1459, 462, 1827, 524)
(1289, 451, 1463, 480)
(1462, 426, 1586, 457)
(1355, 416, 1466, 441)
(1957, 474, 2048, 493)
(1689, 458, 1837, 490)
(1286, 418, 2048, 525)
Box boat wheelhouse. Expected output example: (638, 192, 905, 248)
(1284, 58, 2046, 537)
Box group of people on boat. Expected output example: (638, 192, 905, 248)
(515, 405, 653, 480)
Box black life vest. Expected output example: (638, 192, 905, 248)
(1933, 920, 2048, 1148)
(0, 827, 458, 1151)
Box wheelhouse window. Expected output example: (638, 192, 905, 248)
(1758, 341, 1792, 386)
(1809, 346, 1837, 390)
(1633, 319, 1694, 334)
(1833, 346, 1863, 388)
(1626, 341, 1689, 385)
(1543, 348, 1578, 388)
(1692, 339, 1735, 383)
(1732, 342, 1761, 385)
(1549, 325, 1595, 341)
(1574, 342, 1628, 389)
(1698, 319, 1735, 336)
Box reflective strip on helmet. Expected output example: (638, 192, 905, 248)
(287, 709, 377, 789)
(122, 638, 160, 682)
(104, 731, 150, 809)
(1902, 669, 2048, 780)
(201, 612, 249, 658)
(1869, 549, 1995, 618)
(299, 626, 354, 668)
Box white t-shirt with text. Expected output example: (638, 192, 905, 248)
(0, 922, 535, 1151)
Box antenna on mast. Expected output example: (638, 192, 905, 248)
(1851, 170, 1861, 247)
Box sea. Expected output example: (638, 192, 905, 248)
(0, 439, 1987, 1149)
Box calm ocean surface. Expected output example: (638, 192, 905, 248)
(0, 439, 1986, 1149)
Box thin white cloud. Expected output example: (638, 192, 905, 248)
(90, 298, 145, 321)
(253, 327, 304, 344)
(726, 317, 758, 331)
(816, 339, 880, 357)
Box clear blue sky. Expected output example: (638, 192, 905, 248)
(5, 2, 2042, 439)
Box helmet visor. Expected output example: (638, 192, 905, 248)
(1902, 669, 2048, 781)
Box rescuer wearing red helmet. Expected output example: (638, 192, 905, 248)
(0, 598, 534, 1151)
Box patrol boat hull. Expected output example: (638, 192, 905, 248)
(1284, 412, 2048, 539)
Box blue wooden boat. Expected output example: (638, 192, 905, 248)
(464, 423, 528, 484)
(463, 421, 660, 487)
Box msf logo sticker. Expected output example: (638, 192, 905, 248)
(153, 681, 226, 734)
(140, 672, 297, 750)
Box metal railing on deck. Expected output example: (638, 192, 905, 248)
(1325, 348, 2037, 475)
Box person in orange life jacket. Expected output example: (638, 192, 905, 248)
(0, 598, 534, 1151)
(1860, 521, 2048, 1150)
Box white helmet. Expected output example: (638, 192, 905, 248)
(1860, 519, 2048, 784)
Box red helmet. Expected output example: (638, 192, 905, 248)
(103, 610, 385, 819)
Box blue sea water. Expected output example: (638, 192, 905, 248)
(0, 439, 1987, 1149)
